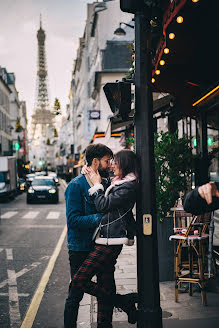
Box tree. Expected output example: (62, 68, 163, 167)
(53, 128, 58, 137)
(15, 118, 23, 132)
(53, 98, 61, 115)
(46, 138, 51, 145)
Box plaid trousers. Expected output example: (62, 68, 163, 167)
(71, 244, 123, 324)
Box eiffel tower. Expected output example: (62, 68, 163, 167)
(31, 16, 54, 139)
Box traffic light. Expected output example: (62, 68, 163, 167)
(103, 81, 131, 120)
(13, 142, 20, 151)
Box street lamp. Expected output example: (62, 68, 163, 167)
(114, 22, 134, 36)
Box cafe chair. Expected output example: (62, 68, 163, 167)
(169, 212, 215, 305)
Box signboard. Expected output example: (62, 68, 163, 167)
(89, 109, 100, 120)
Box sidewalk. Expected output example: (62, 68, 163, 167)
(90, 244, 219, 328)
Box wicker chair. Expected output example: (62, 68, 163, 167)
(169, 211, 215, 305)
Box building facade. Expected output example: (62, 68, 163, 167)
(69, 0, 134, 166)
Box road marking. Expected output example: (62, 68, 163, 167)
(46, 211, 60, 219)
(0, 292, 29, 297)
(1, 211, 18, 219)
(21, 225, 67, 328)
(12, 225, 64, 228)
(8, 269, 21, 327)
(6, 248, 13, 260)
(0, 256, 50, 289)
(23, 211, 39, 219)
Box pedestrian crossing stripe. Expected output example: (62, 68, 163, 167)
(46, 211, 60, 219)
(23, 211, 39, 219)
(1, 211, 18, 219)
(0, 211, 61, 220)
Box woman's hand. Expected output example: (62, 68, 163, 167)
(87, 168, 101, 185)
(81, 164, 92, 175)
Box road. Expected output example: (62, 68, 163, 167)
(0, 181, 67, 328)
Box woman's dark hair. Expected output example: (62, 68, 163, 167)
(85, 143, 113, 166)
(114, 149, 140, 180)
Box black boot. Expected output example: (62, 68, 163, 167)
(113, 293, 138, 324)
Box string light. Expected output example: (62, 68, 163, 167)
(152, 78, 155, 83)
(192, 0, 199, 3)
(164, 48, 169, 54)
(176, 16, 183, 23)
(169, 33, 175, 39)
(160, 60, 165, 66)
(155, 70, 160, 75)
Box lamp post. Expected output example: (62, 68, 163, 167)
(134, 11, 163, 328)
(114, 22, 134, 36)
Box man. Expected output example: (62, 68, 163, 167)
(64, 144, 114, 328)
(184, 181, 219, 214)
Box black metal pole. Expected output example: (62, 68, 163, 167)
(134, 12, 163, 328)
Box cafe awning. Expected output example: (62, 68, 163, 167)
(152, 0, 219, 116)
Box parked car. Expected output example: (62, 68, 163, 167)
(26, 176, 59, 204)
(0, 156, 17, 200)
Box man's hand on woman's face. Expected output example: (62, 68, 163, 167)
(87, 167, 101, 185)
(81, 164, 92, 175)
(198, 182, 219, 204)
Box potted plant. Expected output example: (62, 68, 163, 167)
(154, 131, 196, 281)
(126, 130, 196, 281)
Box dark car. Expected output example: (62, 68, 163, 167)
(26, 176, 59, 204)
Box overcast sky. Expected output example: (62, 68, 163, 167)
(0, 0, 89, 119)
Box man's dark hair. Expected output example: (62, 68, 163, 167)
(85, 144, 113, 166)
(115, 149, 140, 180)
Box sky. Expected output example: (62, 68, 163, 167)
(0, 0, 89, 119)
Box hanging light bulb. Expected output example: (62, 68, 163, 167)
(192, 0, 199, 3)
(169, 33, 175, 39)
(151, 78, 155, 83)
(164, 48, 169, 54)
(155, 70, 160, 75)
(160, 60, 165, 66)
(176, 16, 183, 23)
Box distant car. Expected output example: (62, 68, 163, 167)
(26, 173, 35, 188)
(26, 176, 59, 204)
(48, 172, 59, 184)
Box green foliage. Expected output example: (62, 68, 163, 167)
(125, 42, 134, 80)
(15, 118, 23, 132)
(53, 98, 61, 115)
(46, 138, 51, 145)
(53, 128, 58, 138)
(154, 131, 195, 220)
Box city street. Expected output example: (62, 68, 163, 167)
(0, 181, 67, 328)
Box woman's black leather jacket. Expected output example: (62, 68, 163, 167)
(89, 177, 138, 245)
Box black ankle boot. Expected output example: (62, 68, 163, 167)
(114, 293, 138, 324)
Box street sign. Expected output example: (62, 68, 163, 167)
(89, 109, 101, 120)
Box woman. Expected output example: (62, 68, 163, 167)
(71, 149, 139, 325)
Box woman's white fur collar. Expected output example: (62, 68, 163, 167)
(105, 173, 136, 196)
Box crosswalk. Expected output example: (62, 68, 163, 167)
(0, 210, 61, 220)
